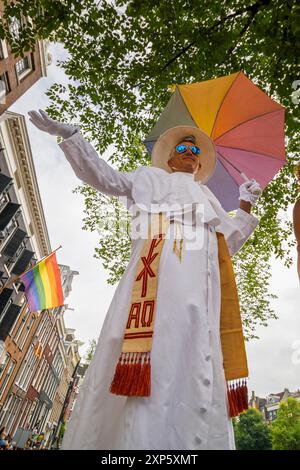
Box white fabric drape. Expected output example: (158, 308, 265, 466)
(58, 132, 258, 450)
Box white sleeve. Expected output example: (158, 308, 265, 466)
(215, 207, 259, 257)
(201, 184, 259, 257)
(59, 131, 133, 198)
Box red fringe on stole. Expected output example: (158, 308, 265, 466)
(227, 379, 249, 417)
(110, 352, 151, 397)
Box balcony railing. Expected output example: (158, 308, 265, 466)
(0, 202, 21, 236)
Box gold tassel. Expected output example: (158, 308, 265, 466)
(179, 237, 183, 262)
(173, 221, 183, 262)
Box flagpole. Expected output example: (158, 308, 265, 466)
(0, 245, 62, 295)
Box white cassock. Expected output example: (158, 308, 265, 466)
(59, 132, 259, 450)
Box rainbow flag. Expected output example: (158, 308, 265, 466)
(19, 252, 64, 312)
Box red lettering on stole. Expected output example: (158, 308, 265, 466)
(141, 300, 154, 327)
(126, 302, 141, 329)
(136, 236, 163, 297)
(126, 300, 155, 329)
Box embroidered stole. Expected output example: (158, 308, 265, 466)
(110, 213, 249, 417)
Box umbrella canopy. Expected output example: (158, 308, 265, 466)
(144, 71, 286, 211)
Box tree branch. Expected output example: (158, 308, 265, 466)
(160, 0, 271, 73)
(225, 4, 260, 57)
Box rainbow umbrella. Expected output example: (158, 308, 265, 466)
(144, 71, 286, 211)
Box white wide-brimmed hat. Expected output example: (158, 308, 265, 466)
(151, 125, 217, 183)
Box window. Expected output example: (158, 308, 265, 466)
(53, 351, 62, 374)
(0, 39, 8, 60)
(35, 360, 47, 392)
(5, 395, 22, 435)
(15, 344, 37, 390)
(27, 400, 37, 427)
(17, 295, 27, 309)
(15, 56, 30, 75)
(38, 362, 49, 392)
(30, 400, 41, 428)
(40, 316, 53, 348)
(35, 311, 48, 337)
(0, 353, 10, 380)
(0, 221, 19, 252)
(0, 360, 16, 400)
(9, 17, 21, 40)
(18, 314, 35, 350)
(6, 241, 27, 270)
(32, 358, 43, 389)
(13, 307, 30, 343)
(0, 216, 19, 247)
(0, 392, 13, 425)
(23, 351, 38, 391)
(15, 54, 34, 82)
(0, 191, 10, 213)
(0, 298, 13, 323)
(39, 402, 48, 431)
(0, 72, 11, 98)
(49, 376, 58, 401)
(47, 373, 58, 401)
(57, 363, 63, 380)
(43, 371, 51, 396)
(15, 349, 30, 388)
(18, 399, 30, 429)
(7, 299, 26, 338)
(49, 329, 58, 351)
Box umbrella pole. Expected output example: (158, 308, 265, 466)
(220, 154, 261, 195)
(240, 171, 251, 182)
(240, 172, 261, 195)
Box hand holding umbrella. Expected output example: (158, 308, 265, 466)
(237, 178, 262, 213)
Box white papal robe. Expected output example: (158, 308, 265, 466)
(58, 132, 259, 450)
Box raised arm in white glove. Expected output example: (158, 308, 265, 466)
(28, 109, 133, 199)
(28, 109, 79, 140)
(239, 179, 262, 206)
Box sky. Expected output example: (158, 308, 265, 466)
(10, 43, 300, 399)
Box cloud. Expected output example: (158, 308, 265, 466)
(247, 261, 300, 396)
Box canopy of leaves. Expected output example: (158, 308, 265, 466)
(233, 408, 272, 450)
(1, 0, 299, 339)
(270, 398, 300, 450)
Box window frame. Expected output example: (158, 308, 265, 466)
(0, 71, 11, 99)
(0, 352, 11, 381)
(18, 313, 35, 351)
(15, 53, 34, 83)
(0, 359, 16, 400)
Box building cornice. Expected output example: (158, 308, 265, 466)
(3, 111, 51, 256)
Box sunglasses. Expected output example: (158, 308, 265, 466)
(175, 144, 201, 156)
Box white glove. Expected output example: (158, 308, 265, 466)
(28, 109, 79, 140)
(239, 179, 262, 205)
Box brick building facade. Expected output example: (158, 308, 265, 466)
(0, 3, 50, 114)
(0, 5, 84, 448)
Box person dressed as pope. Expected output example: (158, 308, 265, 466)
(28, 110, 262, 450)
